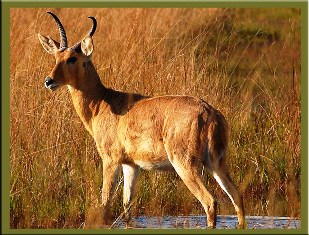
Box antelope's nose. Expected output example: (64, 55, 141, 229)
(45, 76, 53, 88)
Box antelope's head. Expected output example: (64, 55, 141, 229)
(38, 12, 97, 91)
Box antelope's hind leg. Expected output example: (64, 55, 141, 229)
(211, 161, 245, 228)
(168, 156, 217, 228)
(122, 164, 140, 227)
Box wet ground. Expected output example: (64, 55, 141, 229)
(112, 215, 300, 229)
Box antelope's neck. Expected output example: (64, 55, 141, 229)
(67, 62, 107, 136)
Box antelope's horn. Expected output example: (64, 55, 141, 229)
(71, 16, 97, 52)
(88, 16, 97, 37)
(47, 12, 68, 50)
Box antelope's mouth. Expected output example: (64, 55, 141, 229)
(44, 77, 60, 91)
(45, 83, 60, 91)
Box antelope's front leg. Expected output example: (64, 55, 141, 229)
(101, 158, 121, 226)
(122, 164, 140, 227)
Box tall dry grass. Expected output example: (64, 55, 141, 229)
(10, 8, 301, 228)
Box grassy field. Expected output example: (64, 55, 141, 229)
(10, 8, 301, 228)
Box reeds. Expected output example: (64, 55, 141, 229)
(10, 8, 301, 228)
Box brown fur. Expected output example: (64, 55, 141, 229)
(38, 16, 245, 229)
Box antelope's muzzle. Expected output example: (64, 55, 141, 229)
(44, 76, 59, 91)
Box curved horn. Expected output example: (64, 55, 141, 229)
(88, 16, 97, 37)
(47, 12, 68, 50)
(71, 16, 97, 52)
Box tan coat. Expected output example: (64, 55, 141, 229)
(38, 12, 244, 229)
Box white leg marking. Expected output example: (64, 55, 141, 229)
(213, 172, 235, 205)
(123, 165, 136, 203)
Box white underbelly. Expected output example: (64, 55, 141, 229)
(134, 159, 173, 171)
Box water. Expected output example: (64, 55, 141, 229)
(111, 215, 300, 229)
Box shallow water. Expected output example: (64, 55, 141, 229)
(112, 215, 300, 229)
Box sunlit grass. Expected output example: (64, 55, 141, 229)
(10, 8, 301, 228)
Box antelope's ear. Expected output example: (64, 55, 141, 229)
(81, 35, 93, 58)
(38, 34, 59, 54)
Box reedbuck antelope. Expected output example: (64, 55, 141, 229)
(38, 12, 245, 229)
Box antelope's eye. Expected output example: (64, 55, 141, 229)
(66, 56, 77, 64)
